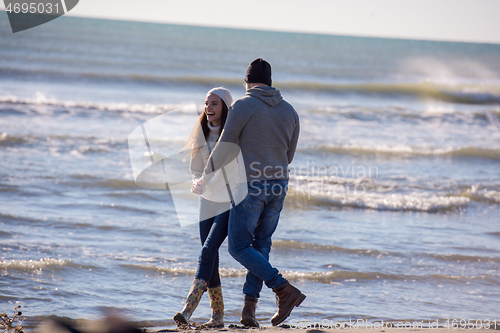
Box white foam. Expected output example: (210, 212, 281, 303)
(288, 180, 470, 212)
(464, 185, 500, 203)
(0, 258, 68, 270)
(0, 92, 186, 114)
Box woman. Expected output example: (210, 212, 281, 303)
(174, 87, 234, 328)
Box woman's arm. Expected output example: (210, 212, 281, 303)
(189, 147, 205, 182)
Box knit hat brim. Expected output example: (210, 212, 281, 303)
(206, 87, 233, 109)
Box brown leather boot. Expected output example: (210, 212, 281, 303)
(271, 284, 306, 326)
(240, 299, 259, 328)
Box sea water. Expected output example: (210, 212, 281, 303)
(1, 13, 500, 329)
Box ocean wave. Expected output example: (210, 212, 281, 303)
(2, 67, 499, 105)
(0, 212, 46, 224)
(53, 202, 158, 215)
(0, 131, 32, 146)
(0, 258, 69, 271)
(285, 186, 470, 212)
(0, 92, 185, 114)
(288, 174, 500, 208)
(278, 81, 500, 105)
(283, 270, 403, 283)
(122, 263, 384, 282)
(68, 172, 474, 212)
(119, 264, 494, 284)
(0, 184, 40, 198)
(273, 240, 500, 263)
(120, 265, 247, 277)
(272, 240, 391, 256)
(0, 67, 241, 88)
(285, 269, 492, 285)
(57, 174, 141, 190)
(285, 271, 497, 284)
(0, 132, 129, 154)
(299, 144, 500, 161)
(428, 253, 500, 263)
(460, 185, 500, 204)
(64, 174, 498, 212)
(306, 106, 500, 126)
(94, 178, 138, 190)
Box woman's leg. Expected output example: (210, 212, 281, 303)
(173, 278, 208, 326)
(196, 208, 229, 288)
(175, 199, 229, 327)
(204, 284, 224, 328)
(196, 201, 230, 328)
(173, 199, 215, 326)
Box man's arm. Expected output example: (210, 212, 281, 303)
(201, 106, 246, 181)
(287, 119, 300, 164)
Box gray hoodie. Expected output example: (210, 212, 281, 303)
(203, 86, 300, 182)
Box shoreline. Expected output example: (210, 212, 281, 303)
(148, 326, 500, 333)
(29, 317, 500, 333)
(151, 321, 500, 332)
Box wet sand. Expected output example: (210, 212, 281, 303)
(150, 327, 497, 333)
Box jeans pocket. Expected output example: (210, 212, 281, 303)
(271, 185, 288, 212)
(242, 196, 262, 214)
(271, 195, 285, 212)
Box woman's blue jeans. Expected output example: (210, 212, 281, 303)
(195, 198, 230, 288)
(228, 179, 289, 301)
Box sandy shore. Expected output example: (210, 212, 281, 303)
(151, 326, 497, 333)
(30, 317, 500, 333)
(150, 322, 500, 333)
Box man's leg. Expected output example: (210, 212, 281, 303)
(242, 212, 279, 300)
(228, 182, 287, 290)
(240, 239, 270, 327)
(230, 180, 305, 326)
(265, 180, 306, 326)
(240, 213, 280, 326)
(231, 181, 281, 327)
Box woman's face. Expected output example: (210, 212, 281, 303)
(205, 93, 224, 127)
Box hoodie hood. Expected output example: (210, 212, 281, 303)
(246, 86, 283, 107)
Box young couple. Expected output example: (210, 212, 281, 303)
(174, 58, 304, 328)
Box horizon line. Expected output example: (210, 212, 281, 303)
(1, 10, 499, 45)
(62, 13, 500, 46)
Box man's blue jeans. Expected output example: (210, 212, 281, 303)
(228, 179, 289, 301)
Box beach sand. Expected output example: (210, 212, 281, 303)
(32, 317, 499, 333)
(150, 323, 500, 333)
(80, 326, 500, 333)
(152, 328, 498, 333)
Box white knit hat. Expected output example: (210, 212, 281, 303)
(206, 87, 233, 109)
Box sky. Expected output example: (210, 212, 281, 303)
(1, 0, 500, 44)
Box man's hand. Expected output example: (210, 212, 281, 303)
(191, 178, 207, 195)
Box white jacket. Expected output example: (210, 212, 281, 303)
(190, 122, 242, 203)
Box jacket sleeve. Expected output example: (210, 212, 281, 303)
(189, 147, 205, 182)
(287, 116, 300, 164)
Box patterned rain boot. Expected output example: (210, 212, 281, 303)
(174, 278, 208, 327)
(202, 285, 224, 328)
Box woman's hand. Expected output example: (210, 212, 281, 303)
(191, 178, 207, 195)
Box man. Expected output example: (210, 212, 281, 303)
(194, 58, 304, 327)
